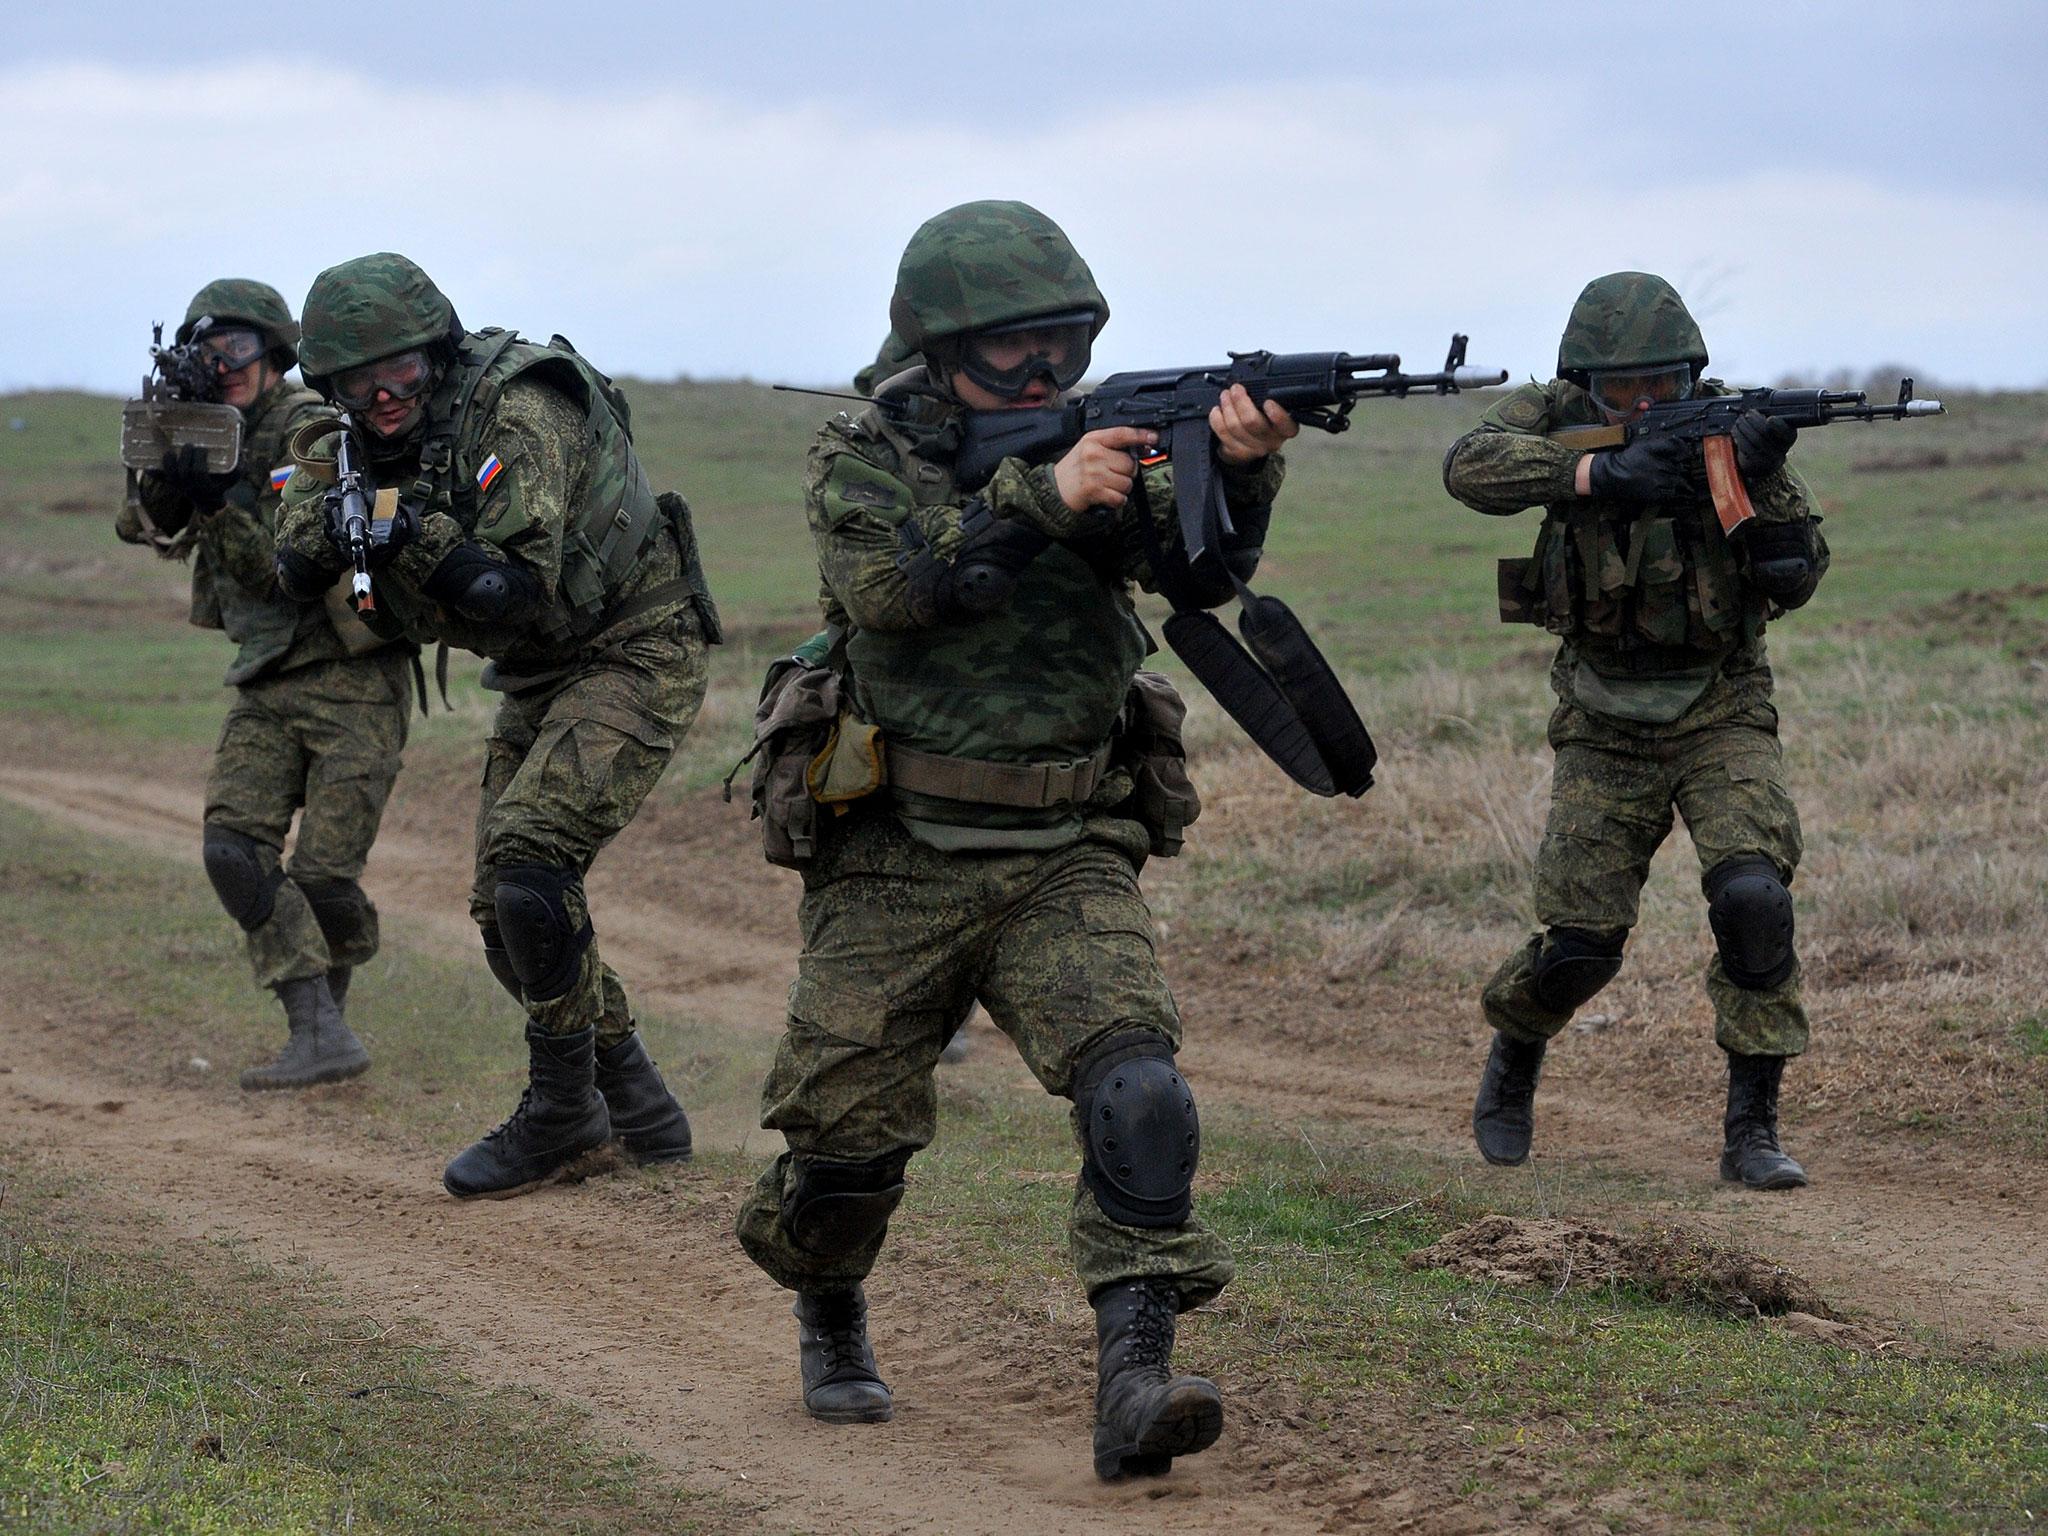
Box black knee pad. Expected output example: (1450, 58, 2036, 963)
(293, 875, 371, 952)
(1073, 1033, 1198, 1229)
(201, 826, 285, 932)
(476, 923, 526, 1003)
(783, 1151, 911, 1257)
(1706, 857, 1796, 990)
(1531, 927, 1625, 1014)
(493, 864, 594, 1002)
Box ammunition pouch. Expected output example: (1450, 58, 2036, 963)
(1109, 670, 1202, 857)
(1501, 506, 1748, 647)
(729, 633, 851, 869)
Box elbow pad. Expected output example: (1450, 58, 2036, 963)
(898, 500, 1050, 624)
(420, 541, 545, 622)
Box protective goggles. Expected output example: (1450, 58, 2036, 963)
(1588, 363, 1694, 420)
(196, 327, 267, 374)
(955, 310, 1095, 399)
(331, 349, 435, 410)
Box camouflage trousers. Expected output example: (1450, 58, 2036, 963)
(1483, 700, 1809, 1056)
(470, 618, 709, 1044)
(735, 810, 1235, 1310)
(204, 654, 412, 988)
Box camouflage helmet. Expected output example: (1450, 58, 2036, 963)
(888, 200, 1108, 354)
(298, 253, 461, 383)
(853, 329, 921, 397)
(177, 278, 301, 366)
(1556, 271, 1708, 384)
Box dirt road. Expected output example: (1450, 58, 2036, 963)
(1, 758, 2042, 1534)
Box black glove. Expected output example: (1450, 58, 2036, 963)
(1732, 411, 1798, 480)
(158, 445, 238, 513)
(1737, 518, 1817, 606)
(365, 499, 420, 572)
(1584, 433, 1699, 503)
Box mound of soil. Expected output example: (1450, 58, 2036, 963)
(1405, 1215, 1831, 1319)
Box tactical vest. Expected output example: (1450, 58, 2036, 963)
(1499, 485, 1752, 652)
(408, 329, 676, 646)
(839, 393, 1150, 828)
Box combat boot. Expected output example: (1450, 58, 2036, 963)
(442, 1026, 611, 1199)
(1472, 1031, 1547, 1166)
(593, 1032, 693, 1164)
(1719, 1052, 1808, 1190)
(326, 965, 352, 1015)
(240, 975, 371, 1091)
(794, 1286, 893, 1424)
(1091, 1279, 1223, 1481)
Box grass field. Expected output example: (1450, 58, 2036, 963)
(2, 378, 2045, 1532)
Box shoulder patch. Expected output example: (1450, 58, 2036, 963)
(268, 465, 294, 492)
(820, 453, 909, 525)
(1497, 391, 1548, 431)
(477, 453, 505, 493)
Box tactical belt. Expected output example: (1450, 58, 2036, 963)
(885, 742, 1111, 809)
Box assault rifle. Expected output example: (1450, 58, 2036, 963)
(949, 337, 1506, 802)
(118, 318, 247, 550)
(954, 336, 1507, 566)
(1550, 379, 1946, 536)
(330, 421, 377, 614)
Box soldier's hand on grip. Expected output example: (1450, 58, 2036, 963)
(1732, 410, 1798, 479)
(366, 501, 420, 572)
(1735, 519, 1818, 606)
(159, 445, 237, 512)
(1047, 426, 1159, 528)
(1209, 384, 1298, 465)
(1584, 432, 1699, 503)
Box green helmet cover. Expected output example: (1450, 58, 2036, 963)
(298, 253, 459, 380)
(888, 200, 1108, 354)
(177, 278, 301, 365)
(1556, 271, 1708, 382)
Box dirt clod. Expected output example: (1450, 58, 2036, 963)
(1405, 1215, 1832, 1318)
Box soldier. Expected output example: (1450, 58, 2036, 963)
(1441, 272, 1826, 1190)
(117, 279, 410, 1091)
(734, 201, 1296, 1480)
(272, 254, 720, 1199)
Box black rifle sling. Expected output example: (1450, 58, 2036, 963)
(1136, 460, 1373, 798)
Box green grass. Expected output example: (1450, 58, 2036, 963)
(0, 1164, 710, 1536)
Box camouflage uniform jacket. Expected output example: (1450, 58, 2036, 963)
(277, 376, 695, 678)
(1443, 377, 1828, 728)
(807, 369, 1283, 848)
(118, 379, 351, 686)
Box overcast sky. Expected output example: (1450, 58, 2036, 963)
(4, 2, 2044, 394)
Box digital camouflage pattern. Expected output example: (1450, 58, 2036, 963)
(1480, 699, 1809, 1057)
(887, 201, 1109, 353)
(206, 655, 413, 986)
(297, 253, 457, 380)
(733, 810, 1235, 1309)
(807, 371, 1281, 848)
(469, 617, 710, 1043)
(178, 277, 302, 363)
(1555, 271, 1709, 380)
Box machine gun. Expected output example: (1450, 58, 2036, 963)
(119, 317, 245, 481)
(1550, 379, 1946, 535)
(954, 336, 1507, 567)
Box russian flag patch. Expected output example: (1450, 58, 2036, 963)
(269, 465, 293, 491)
(476, 453, 505, 493)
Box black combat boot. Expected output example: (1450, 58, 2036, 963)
(325, 965, 352, 1015)
(1719, 1052, 1808, 1190)
(794, 1286, 893, 1424)
(1091, 1279, 1223, 1481)
(240, 975, 371, 1091)
(593, 1032, 693, 1164)
(442, 1026, 611, 1199)
(1471, 1031, 1547, 1166)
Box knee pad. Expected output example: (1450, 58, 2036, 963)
(1073, 1033, 1198, 1229)
(783, 1151, 911, 1257)
(1706, 857, 1796, 990)
(493, 864, 593, 1002)
(1531, 927, 1625, 1014)
(201, 826, 285, 932)
(293, 876, 371, 952)
(476, 923, 526, 1003)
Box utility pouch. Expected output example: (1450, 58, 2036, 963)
(726, 633, 848, 868)
(322, 575, 387, 655)
(1112, 670, 1202, 857)
(807, 710, 887, 806)
(1632, 517, 1690, 646)
(1496, 556, 1542, 625)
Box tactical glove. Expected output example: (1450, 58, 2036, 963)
(1732, 411, 1798, 480)
(364, 499, 420, 572)
(1584, 434, 1699, 502)
(1737, 518, 1818, 607)
(158, 445, 238, 513)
